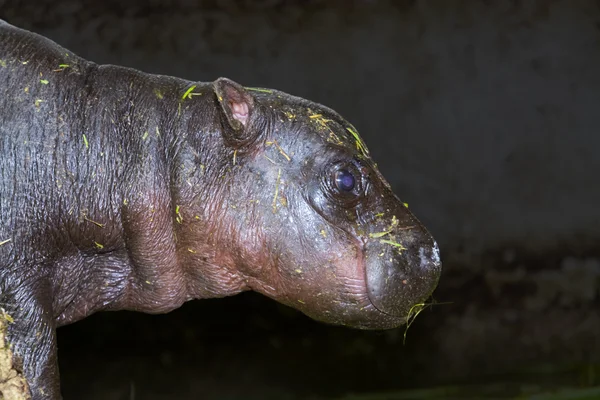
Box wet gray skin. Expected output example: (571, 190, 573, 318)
(0, 19, 441, 399)
(205, 82, 442, 329)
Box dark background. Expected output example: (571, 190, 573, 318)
(1, 1, 599, 399)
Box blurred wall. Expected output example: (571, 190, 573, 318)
(1, 0, 598, 396)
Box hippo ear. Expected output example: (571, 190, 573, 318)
(213, 78, 257, 146)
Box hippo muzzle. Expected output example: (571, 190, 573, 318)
(364, 216, 441, 319)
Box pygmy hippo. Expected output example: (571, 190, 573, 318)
(0, 20, 441, 399)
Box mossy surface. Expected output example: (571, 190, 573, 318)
(0, 310, 30, 400)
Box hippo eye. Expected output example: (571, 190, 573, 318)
(335, 169, 355, 192)
(324, 161, 366, 204)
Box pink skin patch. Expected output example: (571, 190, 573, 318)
(231, 100, 249, 126)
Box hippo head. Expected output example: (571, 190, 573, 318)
(178, 78, 441, 329)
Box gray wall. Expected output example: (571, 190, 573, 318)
(2, 0, 598, 394)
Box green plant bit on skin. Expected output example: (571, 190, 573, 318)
(369, 215, 399, 238)
(54, 63, 70, 72)
(82, 134, 89, 149)
(0, 238, 11, 246)
(187, 248, 197, 254)
(403, 202, 409, 208)
(233, 150, 238, 165)
(34, 99, 44, 107)
(94, 241, 104, 250)
(182, 85, 201, 100)
(346, 126, 368, 157)
(266, 140, 291, 162)
(175, 205, 183, 224)
(83, 215, 105, 228)
(309, 113, 343, 144)
(245, 87, 272, 93)
(263, 155, 277, 165)
(379, 239, 406, 251)
(272, 168, 282, 213)
(0, 59, 6, 68)
(1, 310, 14, 324)
(297, 300, 305, 304)
(142, 131, 149, 141)
(40, 79, 49, 85)
(154, 89, 164, 99)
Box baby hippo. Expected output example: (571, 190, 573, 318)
(0, 20, 441, 399)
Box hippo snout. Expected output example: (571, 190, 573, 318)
(364, 227, 441, 319)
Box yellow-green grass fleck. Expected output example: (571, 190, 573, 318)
(82, 134, 89, 149)
(263, 155, 277, 165)
(0, 59, 6, 67)
(346, 126, 368, 157)
(175, 205, 183, 224)
(1, 310, 14, 324)
(142, 131, 149, 140)
(297, 299, 306, 304)
(379, 239, 406, 251)
(369, 216, 399, 238)
(35, 99, 44, 107)
(246, 87, 272, 93)
(0, 238, 11, 247)
(94, 241, 104, 249)
(266, 140, 291, 162)
(40, 79, 49, 85)
(370, 231, 390, 239)
(182, 85, 201, 100)
(233, 149, 238, 165)
(154, 89, 164, 99)
(83, 215, 105, 228)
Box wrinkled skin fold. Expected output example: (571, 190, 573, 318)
(0, 20, 441, 399)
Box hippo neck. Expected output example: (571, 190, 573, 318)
(53, 68, 248, 324)
(104, 70, 253, 311)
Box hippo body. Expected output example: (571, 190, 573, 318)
(0, 20, 441, 399)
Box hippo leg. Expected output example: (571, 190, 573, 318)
(1, 273, 60, 400)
